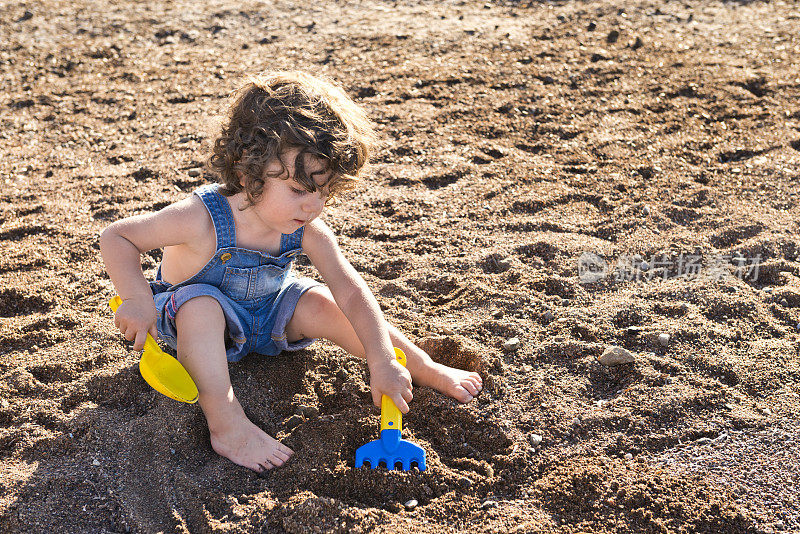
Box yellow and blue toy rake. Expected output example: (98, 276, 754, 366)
(355, 348, 427, 471)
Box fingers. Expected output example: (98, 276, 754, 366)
(393, 394, 410, 414)
(133, 330, 147, 351)
(122, 326, 136, 342)
(372, 389, 382, 408)
(148, 324, 159, 341)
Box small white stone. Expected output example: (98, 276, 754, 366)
(624, 453, 633, 460)
(503, 337, 520, 352)
(481, 500, 497, 510)
(528, 433, 542, 447)
(403, 499, 418, 510)
(657, 333, 670, 346)
(92, 459, 100, 466)
(598, 346, 636, 366)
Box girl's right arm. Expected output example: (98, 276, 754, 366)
(99, 196, 210, 350)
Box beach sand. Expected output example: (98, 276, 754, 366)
(1, 1, 799, 532)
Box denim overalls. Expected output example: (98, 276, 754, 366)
(150, 184, 322, 362)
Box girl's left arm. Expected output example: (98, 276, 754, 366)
(302, 219, 411, 410)
(302, 219, 395, 365)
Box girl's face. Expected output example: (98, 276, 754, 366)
(244, 149, 332, 234)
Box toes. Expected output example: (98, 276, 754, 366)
(256, 461, 274, 477)
(462, 380, 480, 396)
(274, 448, 292, 463)
(454, 386, 474, 403)
(468, 374, 483, 391)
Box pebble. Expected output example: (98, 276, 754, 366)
(624, 452, 633, 460)
(441, 326, 455, 335)
(640, 261, 650, 271)
(481, 500, 497, 510)
(300, 405, 319, 418)
(542, 311, 554, 322)
(796, 322, 800, 332)
(780, 298, 789, 307)
(491, 309, 504, 319)
(696, 437, 713, 445)
(0, 398, 8, 409)
(528, 433, 543, 447)
(92, 459, 100, 466)
(626, 326, 642, 335)
(643, 205, 651, 216)
(285, 414, 303, 430)
(403, 499, 418, 511)
(606, 29, 620, 43)
(187, 168, 201, 177)
(503, 337, 520, 352)
(764, 287, 773, 294)
(598, 345, 636, 366)
(657, 333, 670, 347)
(458, 476, 473, 489)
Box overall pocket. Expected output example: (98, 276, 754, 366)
(221, 264, 287, 301)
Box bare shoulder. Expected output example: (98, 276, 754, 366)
(105, 193, 213, 253)
(302, 218, 337, 248)
(302, 219, 346, 267)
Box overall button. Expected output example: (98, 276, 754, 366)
(220, 253, 232, 263)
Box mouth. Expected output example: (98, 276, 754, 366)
(293, 219, 306, 225)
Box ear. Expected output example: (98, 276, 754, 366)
(236, 169, 245, 188)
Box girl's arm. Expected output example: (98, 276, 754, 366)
(99, 196, 210, 350)
(302, 218, 412, 413)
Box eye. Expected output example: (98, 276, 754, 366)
(289, 187, 306, 195)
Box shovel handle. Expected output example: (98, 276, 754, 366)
(380, 348, 407, 433)
(108, 296, 161, 354)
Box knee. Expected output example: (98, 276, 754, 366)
(175, 295, 224, 328)
(300, 287, 340, 318)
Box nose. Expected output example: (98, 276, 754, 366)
(302, 193, 325, 214)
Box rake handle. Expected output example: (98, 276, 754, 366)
(379, 348, 407, 434)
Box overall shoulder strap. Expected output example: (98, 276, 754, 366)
(193, 184, 236, 250)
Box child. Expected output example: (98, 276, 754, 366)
(100, 71, 482, 475)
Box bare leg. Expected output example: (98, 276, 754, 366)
(175, 295, 293, 473)
(285, 287, 482, 402)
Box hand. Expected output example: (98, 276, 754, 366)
(114, 295, 158, 351)
(369, 358, 413, 414)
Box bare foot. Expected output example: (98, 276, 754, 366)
(411, 336, 483, 403)
(209, 416, 294, 475)
(418, 361, 483, 403)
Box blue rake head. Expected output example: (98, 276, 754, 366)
(355, 429, 427, 471)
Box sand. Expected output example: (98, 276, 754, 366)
(1, 0, 799, 532)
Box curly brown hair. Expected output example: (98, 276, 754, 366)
(208, 71, 377, 206)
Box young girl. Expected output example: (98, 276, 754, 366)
(100, 71, 482, 475)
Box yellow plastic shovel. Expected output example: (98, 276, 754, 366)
(109, 296, 199, 403)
